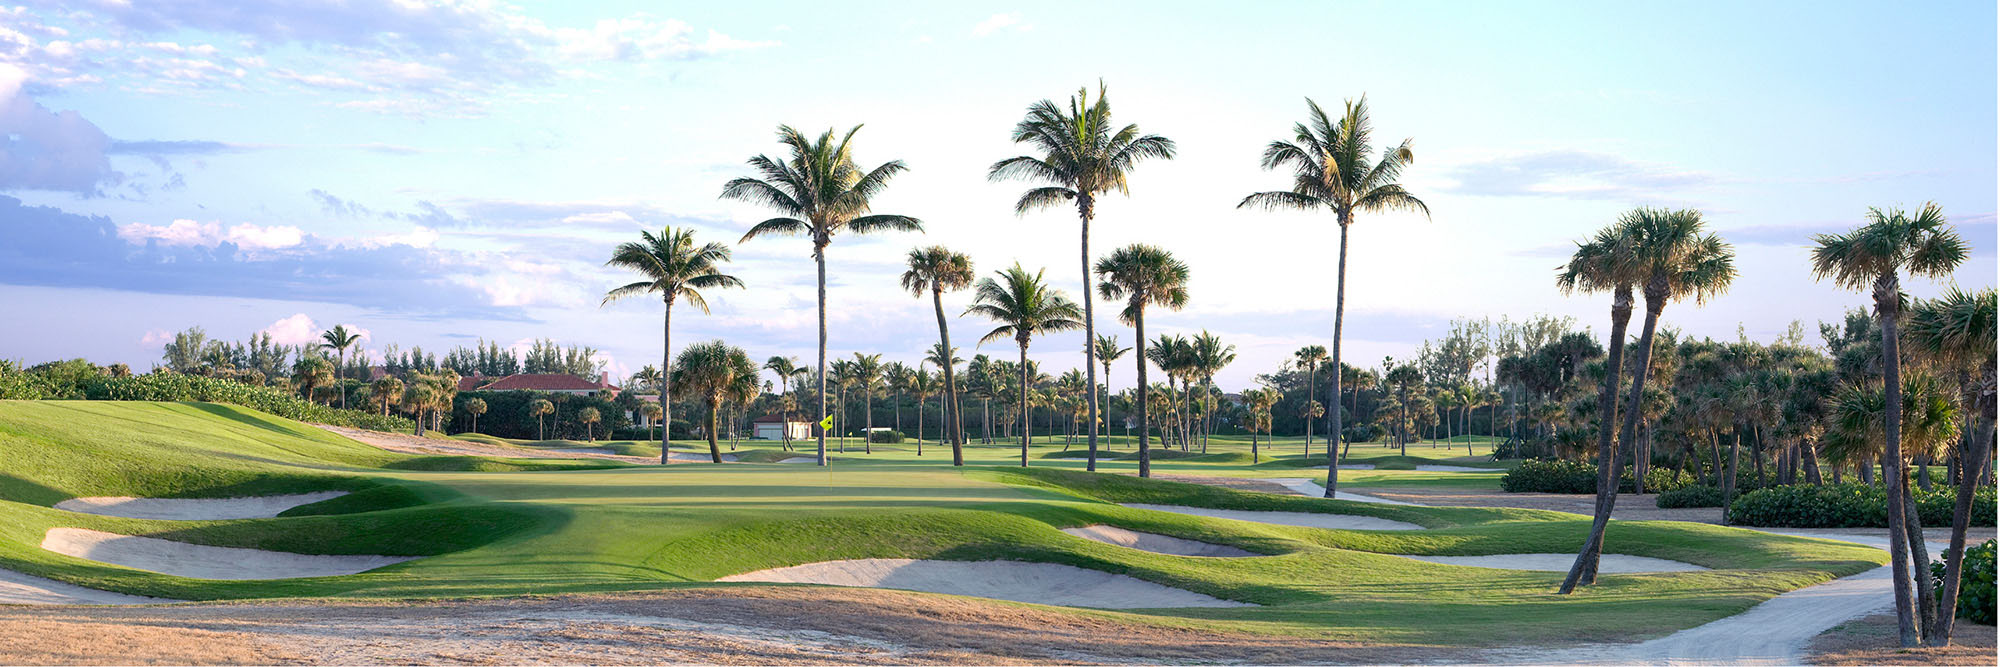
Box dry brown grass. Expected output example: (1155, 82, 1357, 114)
(0, 587, 1459, 665)
(1807, 613, 1997, 665)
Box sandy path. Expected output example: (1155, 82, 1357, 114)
(0, 566, 173, 605)
(316, 425, 656, 463)
(1397, 553, 1707, 573)
(1062, 525, 1260, 557)
(718, 558, 1253, 608)
(54, 492, 349, 520)
(1265, 478, 1416, 505)
(1413, 464, 1497, 472)
(42, 528, 417, 580)
(1121, 503, 1424, 531)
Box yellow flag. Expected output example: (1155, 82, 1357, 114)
(818, 414, 835, 431)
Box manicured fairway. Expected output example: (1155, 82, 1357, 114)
(0, 401, 1888, 647)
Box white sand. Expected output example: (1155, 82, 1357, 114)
(1397, 553, 1708, 573)
(1264, 478, 1417, 505)
(777, 457, 818, 464)
(717, 558, 1252, 609)
(41, 528, 418, 580)
(1414, 465, 1494, 472)
(1061, 525, 1260, 558)
(53, 492, 349, 520)
(0, 566, 174, 605)
(1337, 464, 1375, 470)
(1120, 503, 1424, 531)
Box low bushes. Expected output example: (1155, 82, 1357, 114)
(1656, 484, 1726, 508)
(867, 429, 905, 444)
(1935, 539, 1996, 625)
(1500, 458, 1694, 494)
(1727, 483, 1998, 528)
(82, 373, 413, 432)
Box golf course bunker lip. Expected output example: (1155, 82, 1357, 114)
(716, 558, 1254, 609)
(53, 491, 349, 520)
(1396, 553, 1708, 573)
(0, 566, 176, 605)
(1266, 479, 1416, 505)
(41, 528, 418, 580)
(776, 457, 817, 464)
(1121, 503, 1424, 531)
(1061, 525, 1261, 558)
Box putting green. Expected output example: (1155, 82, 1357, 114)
(0, 400, 1886, 646)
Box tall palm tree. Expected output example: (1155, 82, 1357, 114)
(1563, 208, 1735, 593)
(673, 341, 759, 464)
(903, 246, 976, 464)
(1240, 97, 1427, 497)
(885, 361, 914, 440)
(1810, 202, 1969, 645)
(293, 356, 335, 406)
(464, 397, 487, 433)
(1095, 334, 1131, 446)
(925, 342, 965, 451)
(370, 376, 403, 417)
(764, 356, 808, 448)
(1098, 245, 1190, 477)
(528, 398, 554, 440)
(851, 353, 884, 454)
(910, 366, 937, 455)
(603, 226, 744, 465)
(1190, 331, 1236, 452)
(727, 125, 922, 467)
(966, 264, 1084, 467)
(992, 82, 1175, 473)
(1295, 345, 1329, 450)
(1549, 221, 1645, 594)
(1905, 287, 1996, 644)
(319, 325, 363, 409)
(829, 358, 855, 451)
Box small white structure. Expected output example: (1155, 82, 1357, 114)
(752, 414, 812, 441)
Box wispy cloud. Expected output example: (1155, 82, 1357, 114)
(1438, 150, 1719, 201)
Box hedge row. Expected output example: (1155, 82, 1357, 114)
(1726, 482, 1998, 528)
(1935, 540, 1996, 625)
(1498, 458, 1697, 494)
(81, 374, 414, 432)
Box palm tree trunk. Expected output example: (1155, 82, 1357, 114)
(659, 299, 675, 465)
(1135, 310, 1152, 478)
(1559, 284, 1632, 595)
(1902, 479, 1937, 641)
(1325, 221, 1349, 498)
(917, 395, 926, 456)
(1571, 286, 1661, 590)
(1304, 363, 1316, 456)
(1934, 386, 1994, 643)
(1017, 342, 1031, 467)
(814, 243, 829, 467)
(706, 399, 723, 463)
(1076, 195, 1101, 472)
(1876, 275, 1920, 647)
(864, 387, 873, 455)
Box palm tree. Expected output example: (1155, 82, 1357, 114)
(910, 366, 937, 455)
(727, 125, 922, 467)
(1095, 334, 1131, 446)
(1295, 345, 1329, 451)
(992, 82, 1175, 474)
(370, 376, 403, 417)
(1384, 364, 1424, 453)
(925, 342, 965, 451)
(1240, 97, 1427, 497)
(1905, 287, 1996, 644)
(1810, 202, 1969, 645)
(1190, 331, 1236, 452)
(292, 356, 335, 406)
(401, 378, 439, 436)
(673, 340, 758, 464)
(641, 402, 664, 439)
(1561, 208, 1736, 593)
(829, 358, 855, 450)
(319, 325, 363, 409)
(577, 407, 602, 442)
(464, 397, 487, 433)
(1549, 221, 1645, 594)
(851, 353, 884, 454)
(903, 246, 976, 464)
(966, 264, 1085, 467)
(528, 398, 554, 440)
(603, 226, 744, 465)
(1097, 245, 1190, 477)
(1244, 387, 1278, 463)
(763, 356, 807, 449)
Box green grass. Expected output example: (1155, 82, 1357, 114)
(0, 401, 1888, 647)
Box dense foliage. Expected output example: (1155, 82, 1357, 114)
(868, 429, 905, 444)
(1727, 483, 1997, 528)
(81, 373, 413, 431)
(1655, 484, 1726, 508)
(451, 390, 632, 441)
(1934, 540, 1996, 625)
(1499, 458, 1694, 494)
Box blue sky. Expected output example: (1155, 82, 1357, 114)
(1, 1, 1993, 388)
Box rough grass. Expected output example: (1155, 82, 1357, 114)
(0, 401, 1889, 646)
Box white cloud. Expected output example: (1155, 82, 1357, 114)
(0, 63, 118, 193)
(138, 329, 172, 347)
(971, 13, 1029, 37)
(259, 313, 319, 346)
(116, 219, 304, 250)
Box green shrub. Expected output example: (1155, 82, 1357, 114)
(1934, 539, 1996, 625)
(1656, 484, 1726, 508)
(1501, 458, 1598, 493)
(1728, 483, 1998, 528)
(83, 373, 414, 432)
(868, 429, 904, 444)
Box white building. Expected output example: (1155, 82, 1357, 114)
(752, 414, 812, 441)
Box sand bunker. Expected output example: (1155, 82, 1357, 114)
(1397, 553, 1707, 573)
(777, 457, 818, 464)
(1061, 525, 1260, 558)
(1337, 464, 1375, 470)
(1121, 503, 1423, 531)
(717, 558, 1252, 608)
(1414, 465, 1493, 472)
(41, 528, 417, 580)
(54, 492, 348, 521)
(0, 567, 173, 605)
(1265, 479, 1416, 506)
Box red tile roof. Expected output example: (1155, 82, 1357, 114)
(473, 374, 620, 392)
